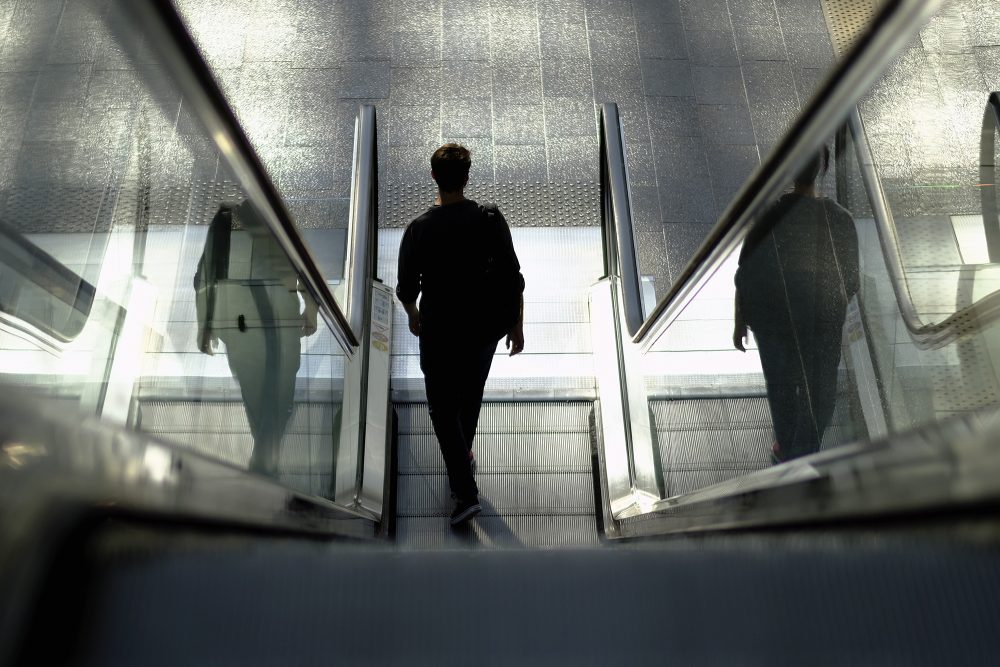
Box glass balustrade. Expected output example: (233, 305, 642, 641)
(0, 0, 360, 502)
(630, 0, 1000, 505)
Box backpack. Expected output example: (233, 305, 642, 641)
(193, 205, 232, 352)
(479, 203, 524, 342)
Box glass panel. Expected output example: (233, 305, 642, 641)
(173, 3, 355, 320)
(0, 1, 355, 501)
(644, 133, 879, 498)
(636, 0, 1000, 503)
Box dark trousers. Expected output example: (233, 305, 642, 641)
(751, 304, 843, 462)
(420, 337, 497, 502)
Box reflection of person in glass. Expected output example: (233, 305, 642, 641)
(194, 201, 318, 475)
(733, 147, 859, 463)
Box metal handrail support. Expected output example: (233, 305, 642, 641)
(589, 279, 662, 518)
(333, 105, 387, 517)
(119, 0, 359, 353)
(345, 105, 393, 520)
(982, 92, 1000, 262)
(599, 104, 644, 335)
(595, 104, 663, 516)
(345, 105, 379, 337)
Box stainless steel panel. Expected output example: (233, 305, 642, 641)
(398, 433, 593, 475)
(359, 281, 394, 518)
(589, 280, 635, 516)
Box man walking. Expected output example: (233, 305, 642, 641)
(396, 143, 525, 525)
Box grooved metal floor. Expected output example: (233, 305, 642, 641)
(394, 401, 599, 549)
(651, 396, 773, 497)
(380, 182, 599, 228)
(136, 400, 338, 496)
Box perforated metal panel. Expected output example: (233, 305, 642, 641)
(821, 0, 882, 59)
(894, 216, 962, 269)
(380, 182, 599, 228)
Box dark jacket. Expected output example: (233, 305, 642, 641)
(736, 193, 860, 330)
(396, 199, 524, 346)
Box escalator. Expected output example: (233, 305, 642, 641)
(381, 183, 605, 547)
(3, 0, 1000, 663)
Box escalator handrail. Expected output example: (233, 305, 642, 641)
(599, 103, 644, 335)
(631, 0, 943, 348)
(850, 107, 1000, 350)
(344, 105, 378, 337)
(120, 0, 359, 353)
(982, 92, 1000, 262)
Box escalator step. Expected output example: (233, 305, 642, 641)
(396, 401, 592, 435)
(391, 320, 594, 356)
(398, 433, 592, 475)
(138, 400, 337, 435)
(651, 397, 774, 498)
(397, 473, 595, 517)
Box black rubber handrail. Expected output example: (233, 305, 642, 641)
(119, 0, 359, 352)
(632, 0, 943, 348)
(982, 92, 1000, 262)
(599, 103, 644, 336)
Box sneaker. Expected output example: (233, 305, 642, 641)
(450, 498, 482, 525)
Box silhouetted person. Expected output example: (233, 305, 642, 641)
(397, 143, 525, 525)
(194, 200, 318, 475)
(733, 147, 859, 462)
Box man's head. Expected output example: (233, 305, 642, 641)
(431, 143, 471, 193)
(793, 145, 830, 188)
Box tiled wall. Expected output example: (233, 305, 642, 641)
(175, 0, 840, 287)
(858, 0, 1000, 219)
(1, 0, 838, 286)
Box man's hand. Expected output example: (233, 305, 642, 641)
(301, 308, 318, 337)
(733, 296, 747, 352)
(298, 284, 319, 337)
(199, 331, 218, 355)
(733, 322, 747, 352)
(402, 301, 421, 337)
(506, 322, 524, 356)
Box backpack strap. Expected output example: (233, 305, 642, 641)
(480, 202, 504, 247)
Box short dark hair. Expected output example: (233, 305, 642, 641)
(431, 143, 472, 192)
(794, 145, 830, 187)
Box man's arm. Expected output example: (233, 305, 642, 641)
(396, 224, 422, 337)
(505, 294, 524, 356)
(733, 293, 747, 352)
(838, 211, 861, 298)
(299, 283, 319, 337)
(402, 299, 420, 337)
(489, 206, 525, 356)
